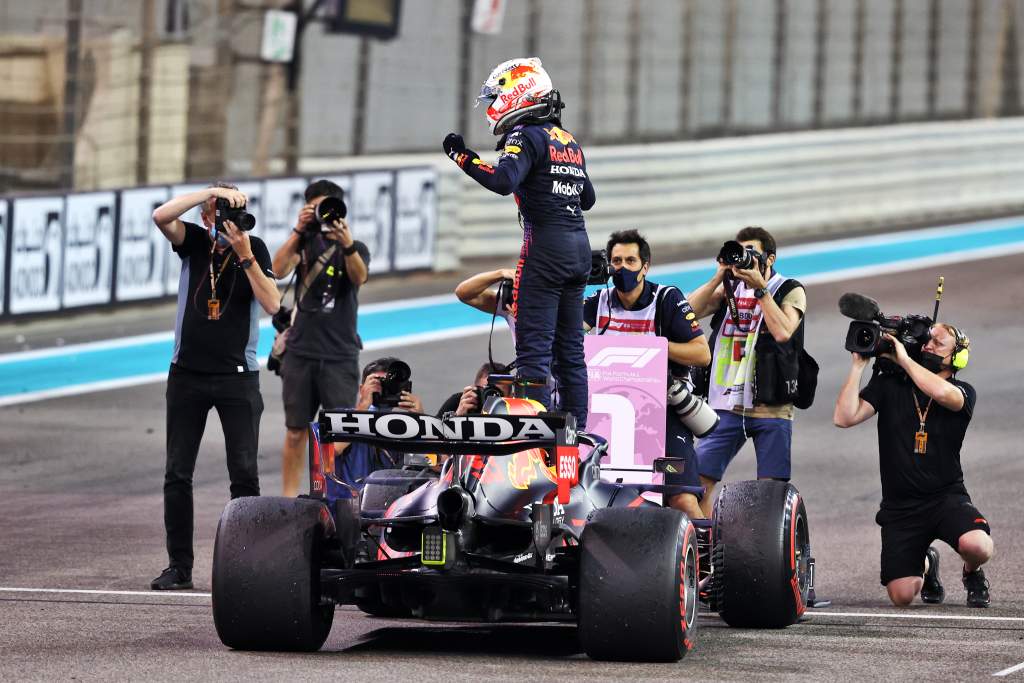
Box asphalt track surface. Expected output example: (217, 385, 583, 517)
(2, 251, 1023, 681)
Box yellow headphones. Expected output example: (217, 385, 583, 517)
(949, 326, 970, 370)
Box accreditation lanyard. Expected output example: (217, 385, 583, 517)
(207, 243, 235, 320)
(912, 388, 933, 455)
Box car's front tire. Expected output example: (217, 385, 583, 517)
(578, 506, 698, 662)
(212, 496, 335, 651)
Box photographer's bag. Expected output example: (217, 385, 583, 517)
(267, 244, 338, 376)
(754, 279, 818, 408)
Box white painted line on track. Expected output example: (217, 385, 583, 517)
(801, 610, 1024, 622)
(0, 587, 211, 598)
(994, 661, 1024, 677)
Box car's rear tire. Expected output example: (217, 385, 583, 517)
(212, 496, 335, 651)
(578, 506, 698, 662)
(712, 480, 810, 628)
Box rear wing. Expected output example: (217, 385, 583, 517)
(317, 409, 578, 455)
(312, 409, 594, 504)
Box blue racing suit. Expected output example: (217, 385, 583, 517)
(448, 122, 595, 427)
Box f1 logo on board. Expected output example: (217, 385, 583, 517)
(589, 346, 661, 368)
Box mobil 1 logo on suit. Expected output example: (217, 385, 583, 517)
(117, 187, 169, 301)
(63, 192, 116, 308)
(9, 196, 64, 314)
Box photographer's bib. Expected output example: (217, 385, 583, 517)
(708, 273, 786, 411)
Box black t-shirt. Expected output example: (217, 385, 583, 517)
(286, 237, 371, 361)
(859, 372, 976, 509)
(171, 222, 274, 374)
(583, 280, 704, 376)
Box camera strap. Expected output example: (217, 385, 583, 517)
(296, 243, 338, 312)
(205, 242, 236, 320)
(722, 271, 741, 329)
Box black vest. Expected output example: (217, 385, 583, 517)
(697, 279, 816, 408)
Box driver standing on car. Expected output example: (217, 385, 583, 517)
(583, 230, 711, 519)
(834, 324, 993, 608)
(443, 57, 595, 428)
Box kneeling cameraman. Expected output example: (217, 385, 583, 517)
(834, 324, 993, 608)
(331, 357, 424, 498)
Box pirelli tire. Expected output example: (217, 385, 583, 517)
(578, 507, 699, 662)
(712, 480, 810, 628)
(212, 496, 337, 651)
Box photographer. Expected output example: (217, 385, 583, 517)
(331, 357, 425, 497)
(687, 226, 807, 518)
(834, 324, 993, 608)
(149, 182, 280, 591)
(582, 230, 711, 519)
(437, 361, 512, 417)
(272, 180, 370, 497)
(455, 267, 517, 340)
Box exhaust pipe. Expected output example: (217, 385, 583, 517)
(437, 487, 475, 531)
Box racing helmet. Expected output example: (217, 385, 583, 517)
(477, 57, 561, 135)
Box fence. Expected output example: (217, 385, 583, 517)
(3, 0, 1024, 195)
(0, 166, 437, 316)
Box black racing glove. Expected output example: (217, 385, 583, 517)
(443, 132, 478, 167)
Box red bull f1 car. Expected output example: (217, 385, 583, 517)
(210, 396, 815, 662)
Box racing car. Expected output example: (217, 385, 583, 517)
(210, 393, 814, 662)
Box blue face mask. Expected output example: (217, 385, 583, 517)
(209, 225, 230, 248)
(612, 266, 643, 293)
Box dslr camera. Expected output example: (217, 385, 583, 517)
(472, 384, 506, 414)
(588, 249, 611, 285)
(309, 196, 347, 233)
(839, 292, 931, 361)
(372, 360, 413, 409)
(215, 198, 256, 232)
(718, 240, 765, 271)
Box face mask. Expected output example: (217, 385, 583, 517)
(209, 225, 230, 248)
(612, 267, 643, 293)
(920, 352, 946, 373)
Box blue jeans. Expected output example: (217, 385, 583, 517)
(696, 409, 792, 482)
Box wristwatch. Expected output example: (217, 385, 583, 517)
(239, 256, 255, 270)
(342, 244, 358, 256)
(753, 287, 768, 299)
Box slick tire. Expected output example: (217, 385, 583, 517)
(712, 480, 810, 628)
(360, 469, 434, 517)
(212, 496, 335, 651)
(578, 506, 698, 662)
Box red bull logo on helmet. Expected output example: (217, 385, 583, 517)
(499, 78, 538, 106)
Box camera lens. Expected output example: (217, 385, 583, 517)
(718, 240, 754, 269)
(316, 196, 347, 224)
(235, 212, 256, 232)
(856, 328, 875, 349)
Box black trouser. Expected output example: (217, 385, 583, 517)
(164, 365, 262, 571)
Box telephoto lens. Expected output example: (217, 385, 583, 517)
(718, 240, 756, 270)
(667, 379, 720, 437)
(315, 196, 347, 227)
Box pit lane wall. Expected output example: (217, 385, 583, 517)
(447, 117, 1024, 261)
(4, 118, 1024, 318)
(0, 167, 439, 317)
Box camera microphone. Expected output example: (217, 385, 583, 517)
(838, 292, 881, 321)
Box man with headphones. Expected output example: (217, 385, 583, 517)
(834, 323, 994, 608)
